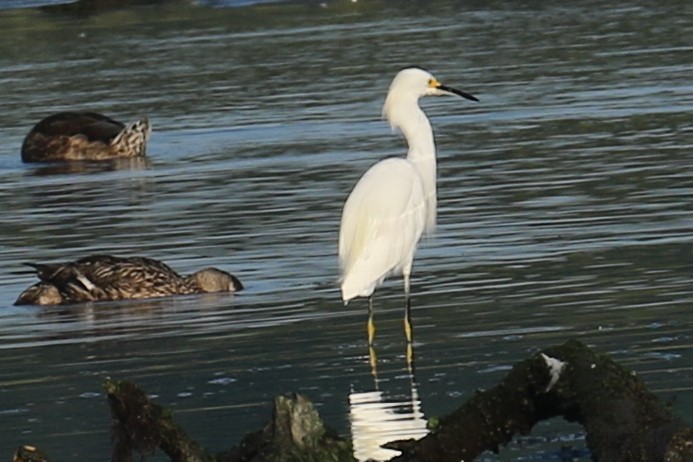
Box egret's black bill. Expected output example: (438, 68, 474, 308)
(440, 84, 479, 102)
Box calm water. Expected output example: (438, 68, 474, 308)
(0, 0, 692, 460)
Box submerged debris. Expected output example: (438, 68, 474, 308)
(13, 445, 50, 462)
(14, 341, 693, 462)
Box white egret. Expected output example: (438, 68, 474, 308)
(338, 67, 478, 345)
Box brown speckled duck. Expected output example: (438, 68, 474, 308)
(15, 255, 243, 306)
(21, 112, 151, 163)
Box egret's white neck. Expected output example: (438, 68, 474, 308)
(384, 99, 438, 233)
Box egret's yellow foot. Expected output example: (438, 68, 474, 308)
(369, 345, 378, 379)
(367, 315, 376, 346)
(404, 314, 413, 344)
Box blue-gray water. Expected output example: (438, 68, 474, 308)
(0, 0, 691, 460)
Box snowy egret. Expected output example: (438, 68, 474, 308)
(338, 67, 478, 344)
(15, 255, 242, 305)
(21, 112, 151, 163)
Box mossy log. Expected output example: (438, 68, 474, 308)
(233, 393, 355, 462)
(387, 339, 693, 462)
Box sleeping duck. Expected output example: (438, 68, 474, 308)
(21, 112, 151, 163)
(15, 255, 243, 306)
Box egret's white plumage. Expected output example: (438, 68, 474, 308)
(338, 67, 478, 343)
(339, 157, 426, 301)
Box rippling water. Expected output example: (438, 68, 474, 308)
(0, 0, 691, 460)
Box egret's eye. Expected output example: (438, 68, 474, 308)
(428, 78, 435, 87)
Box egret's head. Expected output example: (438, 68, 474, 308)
(383, 67, 478, 127)
(190, 268, 243, 293)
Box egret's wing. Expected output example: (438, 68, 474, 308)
(339, 158, 426, 300)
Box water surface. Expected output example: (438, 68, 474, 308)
(0, 0, 691, 460)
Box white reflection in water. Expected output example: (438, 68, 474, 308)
(349, 348, 428, 461)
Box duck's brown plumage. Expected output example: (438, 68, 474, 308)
(21, 112, 151, 163)
(15, 255, 243, 306)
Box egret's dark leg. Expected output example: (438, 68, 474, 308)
(367, 295, 375, 346)
(404, 286, 415, 371)
(403, 272, 414, 344)
(367, 296, 378, 378)
(404, 294, 413, 344)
